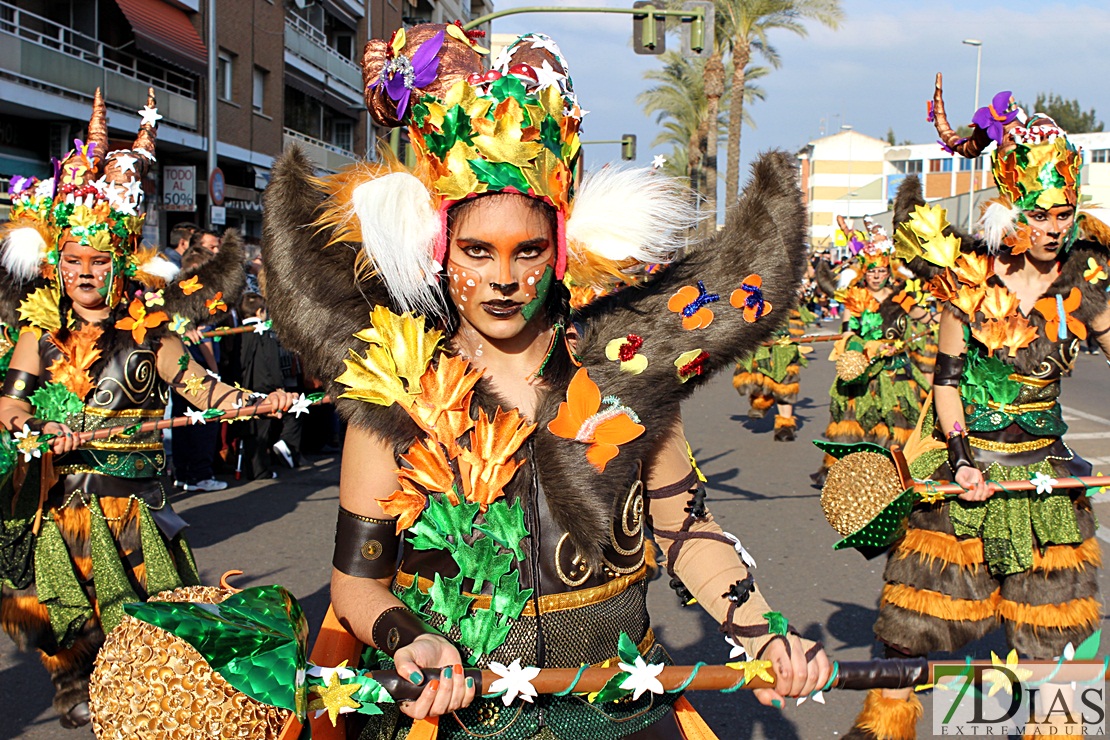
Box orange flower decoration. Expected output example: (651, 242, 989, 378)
(397, 437, 458, 503)
(115, 297, 168, 344)
(407, 355, 482, 453)
(668, 281, 719, 330)
(839, 285, 880, 315)
(980, 285, 1020, 321)
(206, 292, 227, 315)
(377, 484, 427, 534)
(1034, 287, 1086, 341)
(178, 276, 203, 295)
(953, 253, 990, 286)
(949, 285, 986, 317)
(457, 407, 536, 508)
(547, 368, 645, 473)
(729, 274, 772, 323)
(47, 323, 103, 399)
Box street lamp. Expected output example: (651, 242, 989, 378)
(842, 124, 853, 220)
(963, 39, 982, 233)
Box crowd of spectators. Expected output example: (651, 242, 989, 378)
(161, 223, 340, 492)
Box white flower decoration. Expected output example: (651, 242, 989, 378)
(138, 104, 163, 127)
(289, 394, 313, 418)
(1031, 472, 1057, 495)
(617, 656, 665, 700)
(13, 424, 43, 463)
(796, 690, 826, 706)
(206, 369, 222, 382)
(652, 154, 667, 170)
(307, 662, 357, 684)
(488, 659, 541, 706)
(184, 408, 207, 425)
(724, 636, 746, 660)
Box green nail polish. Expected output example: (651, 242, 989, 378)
(409, 671, 423, 684)
(772, 699, 782, 709)
(466, 677, 474, 689)
(444, 666, 453, 679)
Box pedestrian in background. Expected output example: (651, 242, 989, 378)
(238, 292, 283, 479)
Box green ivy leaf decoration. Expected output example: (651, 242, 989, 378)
(203, 408, 226, 420)
(122, 423, 142, 437)
(476, 500, 528, 560)
(306, 391, 326, 404)
(178, 354, 190, 370)
(396, 578, 431, 616)
(425, 495, 480, 543)
(616, 632, 641, 664)
(408, 517, 450, 552)
(589, 672, 632, 704)
(29, 382, 84, 423)
(453, 536, 513, 593)
(1073, 629, 1102, 661)
(427, 573, 473, 632)
(763, 611, 789, 636)
(458, 608, 511, 662)
(490, 571, 533, 620)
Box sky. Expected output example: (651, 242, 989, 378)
(488, 0, 1110, 190)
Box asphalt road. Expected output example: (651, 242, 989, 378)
(4, 333, 1110, 739)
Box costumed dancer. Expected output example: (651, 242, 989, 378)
(263, 25, 831, 739)
(843, 79, 1110, 740)
(0, 89, 292, 728)
(810, 216, 935, 487)
(732, 302, 812, 441)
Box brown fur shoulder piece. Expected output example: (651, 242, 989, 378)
(261, 146, 416, 445)
(529, 150, 808, 559)
(815, 259, 840, 296)
(0, 262, 22, 327)
(159, 229, 246, 331)
(892, 175, 973, 281)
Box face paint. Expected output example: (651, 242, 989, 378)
(520, 266, 554, 321)
(58, 239, 114, 310)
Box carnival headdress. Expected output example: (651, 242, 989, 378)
(315, 24, 698, 318)
(1, 88, 176, 306)
(838, 214, 893, 272)
(930, 74, 1084, 253)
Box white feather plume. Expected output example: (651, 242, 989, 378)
(350, 172, 443, 316)
(566, 167, 700, 264)
(137, 253, 179, 282)
(1, 226, 47, 283)
(837, 266, 859, 290)
(978, 200, 1020, 252)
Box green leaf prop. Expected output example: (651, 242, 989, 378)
(617, 632, 641, 664)
(426, 495, 480, 542)
(123, 585, 308, 714)
(397, 577, 431, 615)
(29, 382, 84, 423)
(454, 536, 513, 593)
(177, 354, 190, 370)
(427, 573, 473, 631)
(490, 571, 533, 620)
(203, 408, 226, 420)
(763, 611, 789, 636)
(407, 517, 449, 552)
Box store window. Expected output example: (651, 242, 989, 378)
(253, 67, 267, 114)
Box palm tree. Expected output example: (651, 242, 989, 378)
(716, 0, 843, 204)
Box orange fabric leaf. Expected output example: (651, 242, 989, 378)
(407, 355, 482, 443)
(457, 407, 535, 508)
(928, 271, 959, 303)
(953, 253, 990, 286)
(840, 286, 880, 315)
(1001, 222, 1033, 255)
(397, 438, 456, 498)
(377, 483, 427, 533)
(980, 285, 1019, 321)
(970, 319, 1009, 355)
(949, 286, 985, 317)
(47, 323, 103, 400)
(1000, 315, 1038, 356)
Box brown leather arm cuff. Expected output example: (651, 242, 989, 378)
(933, 352, 965, 387)
(2, 370, 39, 402)
(333, 507, 400, 579)
(372, 605, 437, 657)
(946, 434, 975, 474)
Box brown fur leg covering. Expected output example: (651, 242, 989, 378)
(40, 619, 103, 716)
(844, 689, 922, 740)
(774, 415, 796, 430)
(750, 395, 775, 412)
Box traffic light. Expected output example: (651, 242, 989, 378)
(621, 134, 637, 161)
(632, 2, 665, 55)
(681, 1, 715, 59)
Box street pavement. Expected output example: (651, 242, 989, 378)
(3, 333, 1110, 739)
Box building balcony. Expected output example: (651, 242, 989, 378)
(283, 128, 357, 174)
(0, 1, 198, 129)
(284, 14, 363, 109)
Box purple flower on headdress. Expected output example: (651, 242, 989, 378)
(376, 29, 445, 119)
(971, 91, 1017, 145)
(849, 235, 866, 255)
(7, 176, 36, 198)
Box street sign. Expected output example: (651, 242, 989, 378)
(162, 166, 196, 212)
(210, 205, 226, 226)
(209, 167, 226, 207)
(632, 2, 665, 55)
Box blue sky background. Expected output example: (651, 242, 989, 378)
(489, 0, 1110, 189)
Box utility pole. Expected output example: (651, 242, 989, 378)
(207, 0, 218, 229)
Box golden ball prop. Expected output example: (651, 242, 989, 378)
(90, 585, 291, 739)
(835, 350, 870, 382)
(820, 451, 903, 536)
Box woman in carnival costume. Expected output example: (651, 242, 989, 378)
(732, 301, 812, 442)
(810, 216, 936, 487)
(843, 77, 1110, 740)
(0, 89, 293, 728)
(263, 24, 831, 739)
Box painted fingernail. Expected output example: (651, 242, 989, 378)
(409, 671, 422, 684)
(443, 666, 453, 679)
(772, 699, 782, 709)
(429, 680, 440, 692)
(466, 677, 474, 689)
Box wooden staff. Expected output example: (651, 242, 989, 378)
(912, 475, 1110, 497)
(67, 395, 332, 446)
(198, 324, 270, 339)
(762, 326, 936, 347)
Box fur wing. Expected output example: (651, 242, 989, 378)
(261, 146, 414, 440)
(160, 230, 246, 327)
(531, 150, 808, 559)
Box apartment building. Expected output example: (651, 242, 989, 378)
(798, 128, 1110, 250)
(0, 0, 491, 243)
